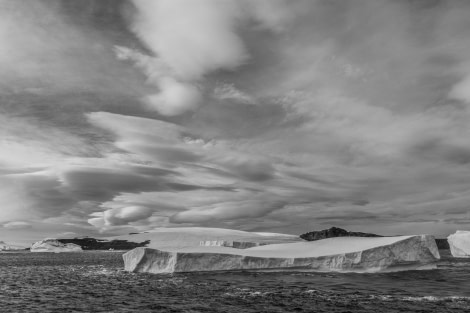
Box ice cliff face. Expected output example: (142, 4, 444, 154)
(30, 239, 83, 253)
(447, 231, 470, 258)
(0, 241, 25, 251)
(123, 235, 440, 274)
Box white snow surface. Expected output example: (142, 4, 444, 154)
(0, 241, 25, 251)
(166, 235, 426, 257)
(106, 227, 302, 249)
(30, 238, 83, 253)
(447, 230, 470, 258)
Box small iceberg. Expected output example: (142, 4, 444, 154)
(447, 231, 470, 258)
(31, 238, 83, 253)
(0, 241, 26, 251)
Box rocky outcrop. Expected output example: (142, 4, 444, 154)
(57, 238, 150, 250)
(31, 239, 83, 253)
(0, 241, 26, 251)
(300, 227, 381, 241)
(123, 235, 440, 274)
(447, 231, 470, 257)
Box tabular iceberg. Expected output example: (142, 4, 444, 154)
(447, 231, 470, 258)
(31, 239, 83, 253)
(123, 234, 440, 274)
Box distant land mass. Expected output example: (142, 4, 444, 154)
(300, 227, 450, 249)
(57, 238, 149, 250)
(300, 227, 382, 241)
(44, 227, 450, 251)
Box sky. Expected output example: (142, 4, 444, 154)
(1, 0, 470, 245)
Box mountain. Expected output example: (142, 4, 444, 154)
(57, 238, 150, 250)
(300, 227, 382, 241)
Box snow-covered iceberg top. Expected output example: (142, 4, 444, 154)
(105, 227, 302, 250)
(447, 230, 470, 258)
(123, 234, 440, 274)
(199, 240, 265, 249)
(30, 238, 83, 253)
(0, 241, 25, 251)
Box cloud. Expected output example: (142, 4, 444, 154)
(209, 154, 276, 182)
(3, 221, 32, 229)
(170, 199, 285, 223)
(103, 206, 153, 226)
(0, 113, 97, 168)
(130, 0, 248, 80)
(119, 0, 294, 115)
(0, 0, 144, 95)
(143, 78, 203, 116)
(5, 0, 470, 240)
(449, 75, 470, 104)
(212, 83, 257, 105)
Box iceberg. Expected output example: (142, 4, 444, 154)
(123, 234, 440, 274)
(106, 227, 302, 250)
(0, 241, 25, 251)
(447, 230, 470, 258)
(31, 238, 83, 253)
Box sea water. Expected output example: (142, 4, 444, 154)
(0, 250, 469, 312)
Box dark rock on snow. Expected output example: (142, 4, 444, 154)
(300, 227, 450, 250)
(57, 238, 149, 250)
(300, 227, 382, 241)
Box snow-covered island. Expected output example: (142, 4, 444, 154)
(447, 230, 470, 258)
(122, 228, 440, 274)
(30, 239, 83, 253)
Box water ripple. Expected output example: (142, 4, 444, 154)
(0, 250, 469, 312)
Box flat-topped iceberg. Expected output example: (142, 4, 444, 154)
(106, 227, 302, 250)
(31, 238, 83, 253)
(447, 231, 470, 258)
(0, 241, 25, 251)
(123, 234, 440, 274)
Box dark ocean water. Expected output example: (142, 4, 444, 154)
(0, 250, 469, 313)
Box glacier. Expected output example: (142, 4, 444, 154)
(447, 230, 470, 258)
(31, 238, 83, 253)
(123, 234, 440, 274)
